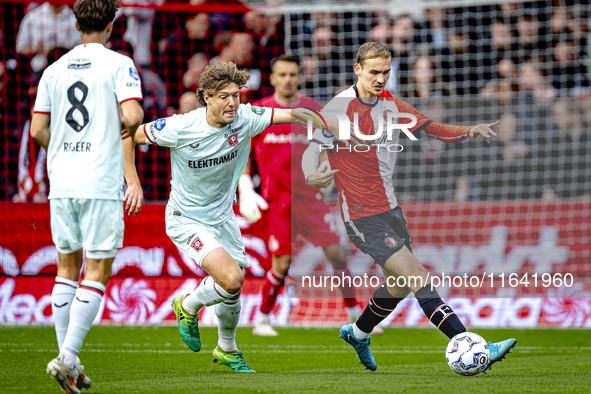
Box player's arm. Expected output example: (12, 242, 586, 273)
(121, 99, 144, 139)
(30, 113, 51, 150)
(122, 122, 148, 217)
(273, 108, 360, 145)
(396, 98, 499, 144)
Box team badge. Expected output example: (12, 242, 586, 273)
(228, 134, 238, 147)
(251, 106, 265, 115)
(129, 67, 139, 81)
(155, 118, 166, 131)
(384, 236, 398, 248)
(190, 236, 203, 252)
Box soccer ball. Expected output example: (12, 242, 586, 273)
(445, 332, 490, 376)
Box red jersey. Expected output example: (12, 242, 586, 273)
(252, 93, 323, 202)
(312, 86, 459, 222)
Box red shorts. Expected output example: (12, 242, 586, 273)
(266, 193, 340, 256)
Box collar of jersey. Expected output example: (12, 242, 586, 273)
(353, 85, 380, 108)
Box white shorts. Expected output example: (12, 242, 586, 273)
(165, 206, 249, 268)
(50, 198, 124, 259)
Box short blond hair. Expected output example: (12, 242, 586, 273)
(356, 42, 391, 67)
(197, 62, 250, 106)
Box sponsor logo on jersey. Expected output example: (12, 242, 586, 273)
(384, 236, 398, 248)
(251, 106, 265, 116)
(190, 236, 203, 252)
(188, 150, 238, 168)
(228, 134, 238, 147)
(189, 143, 200, 151)
(67, 63, 91, 70)
(155, 118, 166, 131)
(130, 67, 140, 81)
(126, 82, 140, 87)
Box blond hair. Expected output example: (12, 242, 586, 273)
(356, 42, 391, 67)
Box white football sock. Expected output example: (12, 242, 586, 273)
(52, 277, 78, 350)
(345, 305, 362, 320)
(215, 298, 241, 352)
(353, 322, 370, 340)
(61, 280, 105, 368)
(182, 276, 236, 316)
(255, 312, 271, 325)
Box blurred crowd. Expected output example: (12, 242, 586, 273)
(0, 0, 589, 202)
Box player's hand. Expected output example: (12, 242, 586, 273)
(238, 174, 268, 223)
(124, 182, 143, 216)
(121, 127, 131, 140)
(307, 161, 338, 188)
(468, 120, 499, 144)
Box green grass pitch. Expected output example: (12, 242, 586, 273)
(1, 326, 590, 393)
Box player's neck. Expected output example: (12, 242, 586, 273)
(355, 82, 379, 104)
(275, 92, 299, 106)
(80, 33, 108, 46)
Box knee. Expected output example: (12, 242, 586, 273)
(220, 271, 244, 295)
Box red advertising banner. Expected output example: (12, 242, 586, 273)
(1, 202, 590, 327)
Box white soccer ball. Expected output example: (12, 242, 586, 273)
(445, 332, 490, 376)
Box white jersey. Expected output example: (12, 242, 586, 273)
(34, 43, 143, 200)
(144, 104, 274, 226)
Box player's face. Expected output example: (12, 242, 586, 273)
(206, 83, 240, 125)
(270, 60, 301, 99)
(355, 57, 391, 97)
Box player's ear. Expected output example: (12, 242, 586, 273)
(354, 63, 361, 76)
(75, 21, 81, 33)
(270, 73, 276, 87)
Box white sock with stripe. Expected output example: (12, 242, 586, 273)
(52, 277, 78, 350)
(182, 276, 236, 316)
(61, 280, 105, 368)
(215, 298, 241, 352)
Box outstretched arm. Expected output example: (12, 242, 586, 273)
(422, 120, 499, 144)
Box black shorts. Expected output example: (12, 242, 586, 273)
(345, 206, 412, 267)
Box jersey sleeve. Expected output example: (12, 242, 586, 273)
(114, 56, 143, 105)
(240, 103, 274, 138)
(33, 69, 51, 114)
(391, 96, 432, 133)
(143, 115, 180, 148)
(310, 126, 335, 146)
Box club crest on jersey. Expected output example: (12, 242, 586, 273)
(250, 106, 265, 116)
(385, 236, 398, 248)
(129, 67, 139, 81)
(190, 235, 203, 252)
(228, 134, 238, 147)
(155, 118, 166, 131)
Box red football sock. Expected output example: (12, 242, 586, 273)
(259, 268, 285, 315)
(334, 267, 358, 308)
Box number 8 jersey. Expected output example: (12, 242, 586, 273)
(34, 43, 143, 200)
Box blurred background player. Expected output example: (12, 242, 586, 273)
(30, 0, 144, 392)
(240, 55, 383, 336)
(303, 42, 515, 372)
